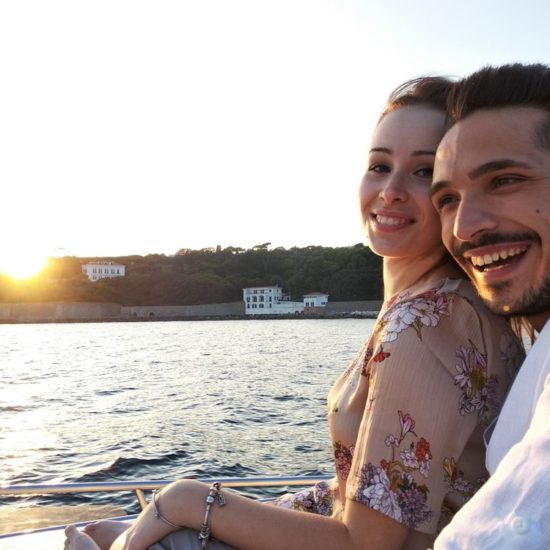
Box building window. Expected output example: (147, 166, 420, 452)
(259, 304, 264, 308)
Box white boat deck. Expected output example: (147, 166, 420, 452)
(0, 517, 135, 550)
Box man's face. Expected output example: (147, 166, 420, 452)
(431, 107, 550, 330)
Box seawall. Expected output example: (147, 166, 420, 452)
(0, 300, 382, 323)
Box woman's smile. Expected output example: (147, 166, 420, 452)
(371, 210, 414, 232)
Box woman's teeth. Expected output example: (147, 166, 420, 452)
(376, 215, 408, 226)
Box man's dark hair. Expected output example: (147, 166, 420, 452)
(447, 63, 550, 149)
(379, 76, 453, 121)
(448, 63, 550, 339)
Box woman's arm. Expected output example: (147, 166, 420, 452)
(112, 479, 408, 550)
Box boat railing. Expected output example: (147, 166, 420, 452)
(0, 474, 333, 512)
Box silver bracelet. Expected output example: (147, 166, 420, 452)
(198, 481, 226, 549)
(152, 489, 184, 529)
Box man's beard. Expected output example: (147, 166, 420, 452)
(480, 276, 550, 318)
(452, 230, 550, 318)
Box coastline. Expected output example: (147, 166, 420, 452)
(0, 312, 379, 324)
(0, 300, 381, 324)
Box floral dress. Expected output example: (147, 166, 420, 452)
(272, 278, 524, 536)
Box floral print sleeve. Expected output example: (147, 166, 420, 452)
(343, 279, 523, 534)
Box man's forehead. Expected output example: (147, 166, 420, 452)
(435, 107, 548, 173)
(442, 107, 545, 150)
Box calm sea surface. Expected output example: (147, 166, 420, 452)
(1, 319, 374, 512)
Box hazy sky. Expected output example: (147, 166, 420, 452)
(2, 0, 550, 267)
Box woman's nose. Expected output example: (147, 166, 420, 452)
(378, 173, 408, 204)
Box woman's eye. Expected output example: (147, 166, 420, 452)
(415, 167, 434, 178)
(368, 163, 390, 174)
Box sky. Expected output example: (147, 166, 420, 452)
(1, 0, 550, 274)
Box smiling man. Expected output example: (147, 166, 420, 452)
(431, 64, 550, 549)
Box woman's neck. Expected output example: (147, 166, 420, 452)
(383, 253, 463, 300)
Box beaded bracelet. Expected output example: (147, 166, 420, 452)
(198, 481, 226, 549)
(152, 489, 185, 529)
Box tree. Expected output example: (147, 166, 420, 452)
(0, 245, 383, 305)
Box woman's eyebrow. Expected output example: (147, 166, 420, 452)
(368, 148, 435, 156)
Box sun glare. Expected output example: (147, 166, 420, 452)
(0, 253, 48, 279)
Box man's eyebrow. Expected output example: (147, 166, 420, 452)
(429, 180, 449, 198)
(412, 150, 436, 157)
(468, 159, 533, 179)
(369, 147, 391, 154)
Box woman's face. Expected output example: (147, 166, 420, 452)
(359, 105, 446, 260)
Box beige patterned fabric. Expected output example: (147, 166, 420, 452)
(274, 278, 524, 535)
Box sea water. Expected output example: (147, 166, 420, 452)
(0, 319, 373, 512)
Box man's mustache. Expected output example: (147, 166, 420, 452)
(453, 232, 540, 258)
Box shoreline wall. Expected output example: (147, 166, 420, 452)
(0, 300, 382, 323)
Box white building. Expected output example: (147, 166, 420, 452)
(303, 292, 329, 308)
(243, 286, 329, 315)
(243, 285, 304, 315)
(82, 262, 126, 282)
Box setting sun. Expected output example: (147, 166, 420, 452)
(0, 253, 48, 279)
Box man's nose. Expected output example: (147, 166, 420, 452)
(453, 197, 498, 242)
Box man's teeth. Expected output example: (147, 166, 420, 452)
(470, 246, 527, 267)
(376, 215, 408, 226)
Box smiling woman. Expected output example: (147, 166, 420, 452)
(0, 251, 48, 279)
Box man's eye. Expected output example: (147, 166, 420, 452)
(368, 164, 390, 174)
(435, 194, 458, 210)
(493, 175, 523, 188)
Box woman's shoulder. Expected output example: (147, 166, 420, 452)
(381, 277, 469, 320)
(377, 277, 516, 345)
(374, 278, 467, 345)
(385, 277, 502, 319)
(437, 278, 513, 328)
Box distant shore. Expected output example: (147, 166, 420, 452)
(0, 312, 379, 324)
(0, 300, 382, 324)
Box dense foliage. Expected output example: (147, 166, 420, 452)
(0, 244, 383, 306)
